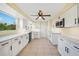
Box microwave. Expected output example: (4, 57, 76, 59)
(60, 18, 65, 28)
(56, 21, 60, 28)
(56, 18, 65, 28)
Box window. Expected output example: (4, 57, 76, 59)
(0, 11, 16, 31)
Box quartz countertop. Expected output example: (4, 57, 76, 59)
(0, 31, 31, 43)
(62, 34, 79, 44)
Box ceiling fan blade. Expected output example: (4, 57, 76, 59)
(41, 16, 45, 20)
(42, 15, 51, 16)
(31, 15, 38, 16)
(36, 16, 39, 20)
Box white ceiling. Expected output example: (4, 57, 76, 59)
(16, 3, 66, 22)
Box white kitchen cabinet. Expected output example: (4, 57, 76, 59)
(19, 34, 29, 50)
(48, 33, 60, 45)
(57, 5, 78, 28)
(11, 37, 20, 56)
(58, 36, 70, 56)
(65, 5, 77, 27)
(58, 38, 64, 55)
(19, 35, 25, 50)
(52, 33, 60, 45)
(69, 41, 79, 56)
(12, 34, 29, 56)
(32, 32, 34, 39)
(48, 32, 52, 42)
(25, 34, 29, 45)
(58, 36, 72, 56)
(32, 32, 40, 39)
(58, 35, 79, 56)
(0, 33, 29, 56)
(58, 36, 69, 56)
(0, 40, 12, 56)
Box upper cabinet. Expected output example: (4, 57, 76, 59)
(64, 5, 77, 27)
(56, 4, 79, 28)
(23, 19, 32, 31)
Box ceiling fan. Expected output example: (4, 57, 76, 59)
(31, 10, 51, 20)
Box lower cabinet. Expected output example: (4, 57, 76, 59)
(0, 40, 12, 56)
(28, 32, 32, 43)
(48, 32, 52, 42)
(32, 32, 40, 39)
(58, 36, 79, 56)
(48, 33, 60, 45)
(0, 33, 29, 56)
(12, 37, 20, 56)
(52, 33, 60, 45)
(19, 34, 29, 50)
(25, 34, 29, 45)
(12, 34, 29, 56)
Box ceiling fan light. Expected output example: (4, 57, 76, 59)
(39, 17, 41, 19)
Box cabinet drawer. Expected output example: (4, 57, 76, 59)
(12, 37, 19, 41)
(0, 40, 12, 56)
(0, 40, 11, 46)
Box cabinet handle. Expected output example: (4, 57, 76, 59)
(1, 42, 8, 46)
(65, 47, 69, 53)
(67, 48, 69, 53)
(10, 46, 12, 51)
(65, 47, 66, 51)
(75, 18, 77, 24)
(15, 39, 18, 40)
(60, 39, 63, 41)
(21, 36, 23, 38)
(78, 17, 79, 24)
(74, 46, 79, 49)
(19, 41, 21, 44)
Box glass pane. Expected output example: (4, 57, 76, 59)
(0, 11, 16, 31)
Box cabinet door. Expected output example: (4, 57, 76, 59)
(58, 36, 70, 56)
(0, 40, 11, 56)
(65, 5, 77, 27)
(25, 34, 29, 45)
(19, 34, 29, 51)
(52, 34, 59, 45)
(58, 38, 64, 55)
(49, 33, 52, 42)
(33, 32, 36, 38)
(69, 42, 79, 56)
(32, 32, 34, 39)
(33, 32, 38, 39)
(62, 37, 79, 56)
(20, 34, 28, 49)
(63, 44, 70, 56)
(19, 35, 25, 49)
(12, 38, 20, 56)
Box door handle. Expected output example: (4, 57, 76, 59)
(19, 41, 21, 44)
